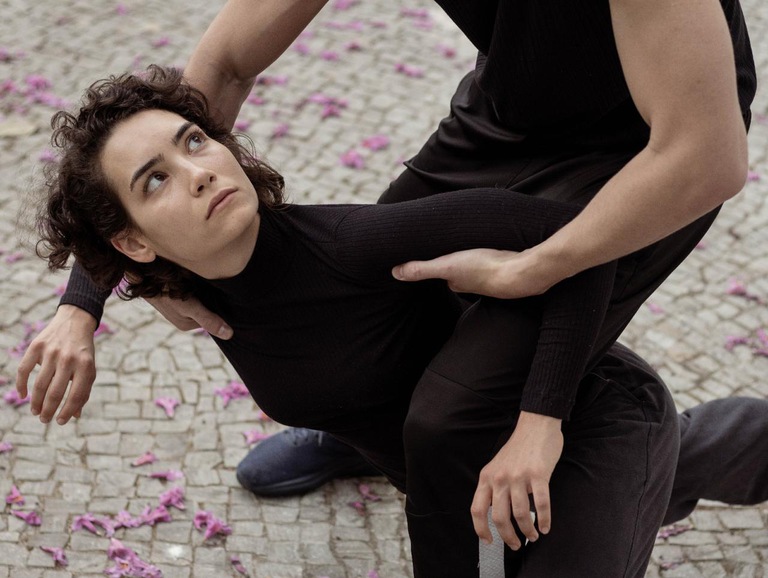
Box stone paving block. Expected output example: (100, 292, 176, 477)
(253, 562, 304, 578)
(82, 454, 122, 472)
(719, 509, 766, 530)
(301, 541, 337, 565)
(0, 543, 29, 566)
(152, 541, 194, 566)
(10, 460, 53, 481)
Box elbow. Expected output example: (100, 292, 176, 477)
(709, 147, 749, 204)
(691, 130, 749, 206)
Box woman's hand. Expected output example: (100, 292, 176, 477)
(471, 411, 564, 549)
(144, 294, 233, 339)
(392, 248, 560, 299)
(16, 305, 98, 425)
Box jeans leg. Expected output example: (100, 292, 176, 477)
(664, 396, 768, 525)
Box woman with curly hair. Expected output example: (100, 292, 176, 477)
(26, 64, 688, 577)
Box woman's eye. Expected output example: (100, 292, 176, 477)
(145, 172, 167, 194)
(188, 132, 204, 151)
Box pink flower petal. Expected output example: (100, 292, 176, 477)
(158, 486, 186, 511)
(340, 150, 365, 169)
(368, 572, 380, 578)
(194, 510, 232, 540)
(94, 516, 118, 538)
(660, 560, 684, 571)
(151, 36, 170, 48)
(321, 104, 342, 119)
(358, 483, 381, 502)
(320, 50, 340, 61)
(394, 62, 425, 78)
(54, 282, 68, 296)
(38, 149, 58, 163)
(131, 451, 157, 467)
(271, 122, 290, 139)
(154, 397, 180, 418)
(4, 251, 24, 264)
(243, 430, 272, 445)
(25, 74, 51, 91)
(115, 3, 129, 15)
(234, 119, 251, 132)
(333, 0, 359, 9)
(725, 335, 750, 351)
(114, 510, 142, 530)
(645, 302, 664, 315)
(246, 94, 266, 106)
(106, 538, 162, 578)
(436, 44, 457, 58)
(214, 380, 251, 407)
(255, 75, 288, 86)
(11, 510, 41, 526)
(361, 134, 390, 151)
(147, 470, 184, 481)
(231, 555, 249, 576)
(657, 524, 692, 540)
(40, 546, 68, 567)
(71, 513, 101, 534)
(0, 441, 14, 453)
(3, 390, 30, 407)
(726, 278, 762, 303)
(94, 322, 115, 338)
(345, 41, 363, 51)
(349, 500, 366, 515)
(139, 504, 172, 526)
(293, 41, 312, 55)
(400, 8, 429, 18)
(747, 170, 760, 182)
(6, 485, 25, 505)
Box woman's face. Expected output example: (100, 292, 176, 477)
(100, 108, 260, 278)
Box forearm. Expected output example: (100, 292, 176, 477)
(531, 140, 747, 286)
(185, 0, 329, 129)
(59, 261, 111, 325)
(521, 258, 616, 419)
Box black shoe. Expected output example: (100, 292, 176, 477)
(236, 427, 381, 496)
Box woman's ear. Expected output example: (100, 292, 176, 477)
(111, 231, 157, 263)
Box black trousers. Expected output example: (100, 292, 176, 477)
(372, 73, 768, 577)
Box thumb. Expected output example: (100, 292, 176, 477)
(190, 306, 234, 340)
(392, 257, 451, 282)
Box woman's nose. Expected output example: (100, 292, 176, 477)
(191, 165, 216, 195)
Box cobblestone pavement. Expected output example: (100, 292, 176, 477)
(0, 0, 767, 576)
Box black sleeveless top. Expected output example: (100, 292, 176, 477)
(435, 0, 756, 135)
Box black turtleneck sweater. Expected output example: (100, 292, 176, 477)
(64, 189, 614, 430)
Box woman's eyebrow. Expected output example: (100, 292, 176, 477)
(129, 121, 195, 192)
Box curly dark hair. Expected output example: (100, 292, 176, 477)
(36, 64, 285, 300)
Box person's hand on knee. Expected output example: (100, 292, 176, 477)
(471, 411, 563, 550)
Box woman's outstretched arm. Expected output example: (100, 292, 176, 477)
(185, 0, 329, 129)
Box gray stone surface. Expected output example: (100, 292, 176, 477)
(0, 0, 767, 576)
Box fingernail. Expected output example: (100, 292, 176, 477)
(481, 538, 492, 545)
(218, 325, 233, 339)
(39, 416, 49, 424)
(392, 266, 403, 280)
(57, 418, 66, 425)
(31, 409, 39, 416)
